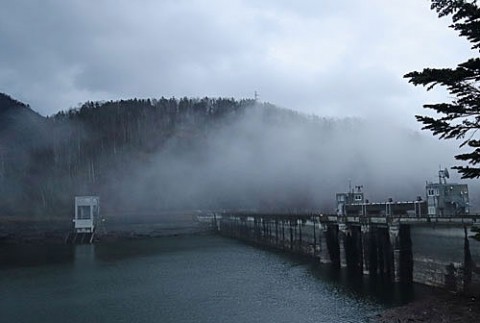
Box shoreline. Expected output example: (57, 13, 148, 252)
(0, 227, 214, 245)
(375, 289, 479, 322)
(0, 216, 212, 245)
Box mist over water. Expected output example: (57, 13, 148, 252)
(100, 104, 476, 215)
(2, 96, 476, 218)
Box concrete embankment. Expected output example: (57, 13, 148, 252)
(410, 225, 480, 294)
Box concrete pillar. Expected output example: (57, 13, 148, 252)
(398, 224, 413, 283)
(389, 224, 400, 282)
(275, 219, 279, 246)
(326, 224, 340, 268)
(361, 224, 371, 275)
(312, 217, 317, 258)
(344, 225, 363, 274)
(299, 219, 303, 253)
(254, 217, 260, 242)
(338, 223, 348, 268)
(319, 223, 331, 264)
(262, 217, 267, 242)
(376, 226, 394, 281)
(288, 220, 294, 250)
(369, 227, 379, 277)
(463, 226, 473, 293)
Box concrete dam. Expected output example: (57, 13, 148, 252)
(215, 170, 480, 293)
(215, 212, 480, 294)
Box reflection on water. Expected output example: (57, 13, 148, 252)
(0, 234, 427, 323)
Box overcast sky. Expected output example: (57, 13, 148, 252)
(0, 0, 475, 127)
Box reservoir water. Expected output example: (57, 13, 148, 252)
(1, 234, 421, 322)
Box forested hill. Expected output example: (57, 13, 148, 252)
(0, 93, 461, 219)
(0, 93, 50, 217)
(0, 93, 46, 147)
(1, 95, 330, 217)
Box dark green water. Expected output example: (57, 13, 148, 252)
(1, 234, 418, 322)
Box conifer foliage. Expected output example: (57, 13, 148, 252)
(405, 0, 480, 178)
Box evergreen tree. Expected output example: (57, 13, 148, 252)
(404, 0, 480, 178)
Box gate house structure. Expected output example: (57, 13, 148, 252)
(74, 196, 99, 233)
(426, 169, 469, 217)
(70, 196, 100, 244)
(336, 170, 469, 218)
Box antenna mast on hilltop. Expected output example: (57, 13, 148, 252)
(254, 91, 259, 102)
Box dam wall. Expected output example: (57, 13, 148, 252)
(217, 213, 480, 295)
(410, 225, 480, 293)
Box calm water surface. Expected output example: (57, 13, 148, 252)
(1, 234, 420, 322)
